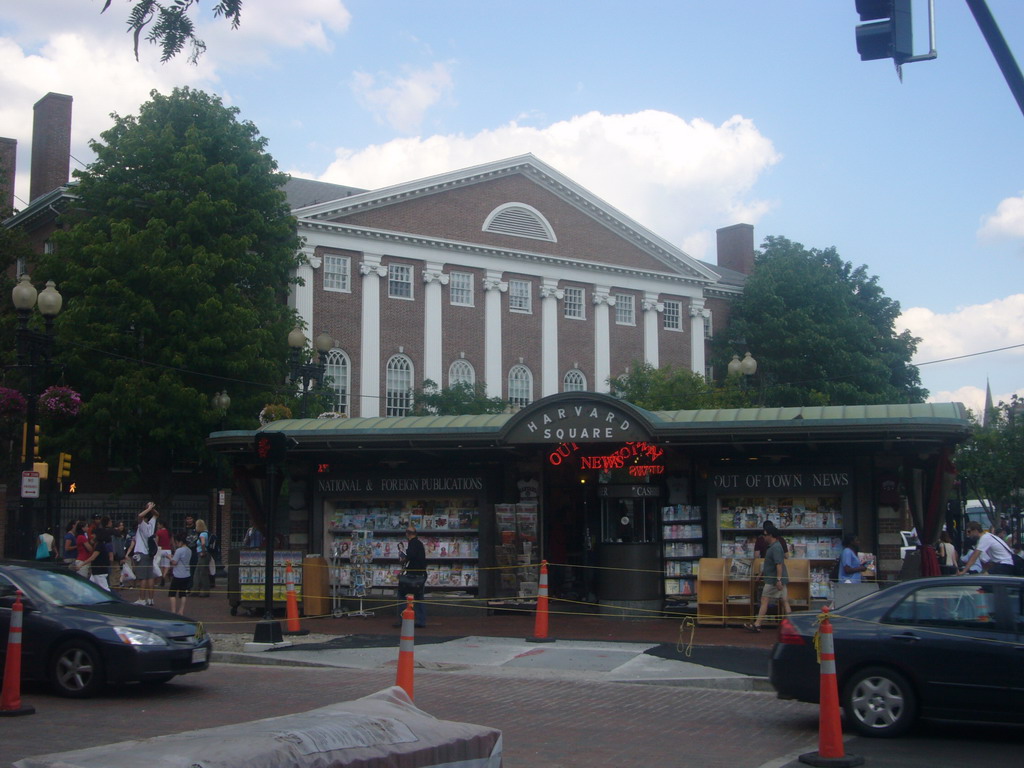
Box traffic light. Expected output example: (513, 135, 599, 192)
(58, 452, 72, 480)
(253, 432, 289, 464)
(855, 0, 912, 64)
(21, 424, 41, 462)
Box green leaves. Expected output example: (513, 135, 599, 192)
(713, 236, 926, 407)
(38, 87, 299, 492)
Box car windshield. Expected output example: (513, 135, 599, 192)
(1, 567, 118, 607)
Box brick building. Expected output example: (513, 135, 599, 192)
(285, 158, 752, 417)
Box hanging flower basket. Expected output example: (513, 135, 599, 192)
(0, 387, 28, 424)
(259, 403, 293, 425)
(38, 385, 82, 419)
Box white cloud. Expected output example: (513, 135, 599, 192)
(317, 110, 781, 256)
(351, 62, 455, 134)
(900, 294, 1024, 363)
(900, 295, 1024, 408)
(0, 33, 202, 206)
(0, 1, 352, 206)
(929, 385, 1024, 417)
(978, 192, 1024, 241)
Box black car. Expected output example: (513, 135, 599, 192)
(770, 575, 1024, 737)
(0, 561, 212, 697)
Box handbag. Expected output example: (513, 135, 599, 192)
(398, 572, 426, 595)
(121, 561, 136, 581)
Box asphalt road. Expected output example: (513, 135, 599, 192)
(2, 662, 1020, 767)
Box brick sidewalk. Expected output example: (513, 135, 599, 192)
(138, 583, 778, 650)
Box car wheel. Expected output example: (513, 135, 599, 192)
(842, 666, 918, 737)
(50, 639, 105, 698)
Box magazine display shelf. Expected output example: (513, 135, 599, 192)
(661, 504, 704, 604)
(228, 548, 304, 617)
(718, 495, 843, 593)
(326, 499, 481, 597)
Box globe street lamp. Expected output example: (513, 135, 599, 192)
(728, 351, 759, 404)
(287, 327, 333, 417)
(11, 275, 62, 558)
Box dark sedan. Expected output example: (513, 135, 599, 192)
(0, 561, 212, 697)
(770, 575, 1024, 737)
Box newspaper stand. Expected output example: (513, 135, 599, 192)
(333, 530, 374, 618)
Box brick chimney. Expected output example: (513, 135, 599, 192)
(716, 223, 755, 276)
(0, 136, 15, 215)
(30, 92, 73, 203)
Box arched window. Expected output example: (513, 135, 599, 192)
(449, 359, 475, 388)
(385, 355, 414, 416)
(563, 368, 587, 392)
(507, 364, 533, 408)
(324, 349, 350, 414)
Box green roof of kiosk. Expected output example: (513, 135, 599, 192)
(208, 396, 970, 452)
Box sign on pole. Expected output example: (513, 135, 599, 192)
(21, 471, 40, 499)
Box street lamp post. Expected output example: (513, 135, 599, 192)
(11, 275, 62, 558)
(287, 327, 333, 417)
(212, 390, 231, 567)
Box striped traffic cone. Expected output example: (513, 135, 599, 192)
(283, 562, 308, 636)
(395, 594, 417, 699)
(526, 560, 554, 643)
(0, 591, 35, 717)
(799, 607, 862, 767)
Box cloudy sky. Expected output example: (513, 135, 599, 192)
(2, 1, 1022, 414)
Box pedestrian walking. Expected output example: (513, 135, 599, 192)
(745, 521, 790, 632)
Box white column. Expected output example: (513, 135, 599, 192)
(422, 265, 448, 386)
(483, 271, 507, 399)
(592, 289, 614, 393)
(642, 294, 663, 368)
(359, 254, 387, 417)
(689, 298, 708, 376)
(291, 246, 320, 330)
(540, 280, 563, 397)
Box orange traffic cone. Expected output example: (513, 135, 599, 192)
(798, 607, 861, 767)
(0, 591, 35, 717)
(395, 594, 416, 699)
(283, 562, 308, 636)
(526, 560, 554, 643)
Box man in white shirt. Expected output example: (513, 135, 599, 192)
(131, 502, 159, 605)
(959, 521, 1015, 575)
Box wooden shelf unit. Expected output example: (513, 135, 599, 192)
(698, 556, 814, 626)
(696, 557, 727, 625)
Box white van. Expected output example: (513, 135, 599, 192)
(964, 499, 995, 529)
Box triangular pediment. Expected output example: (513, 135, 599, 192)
(292, 155, 719, 283)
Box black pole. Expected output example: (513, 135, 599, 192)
(966, 0, 1024, 119)
(253, 461, 283, 644)
(263, 462, 277, 620)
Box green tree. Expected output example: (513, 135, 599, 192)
(37, 86, 301, 496)
(608, 361, 755, 411)
(412, 380, 508, 416)
(713, 236, 926, 407)
(956, 395, 1024, 521)
(101, 0, 242, 63)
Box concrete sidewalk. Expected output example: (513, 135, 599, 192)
(215, 633, 773, 690)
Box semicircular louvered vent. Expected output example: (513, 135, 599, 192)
(482, 203, 556, 242)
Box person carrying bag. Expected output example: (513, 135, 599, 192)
(395, 524, 427, 628)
